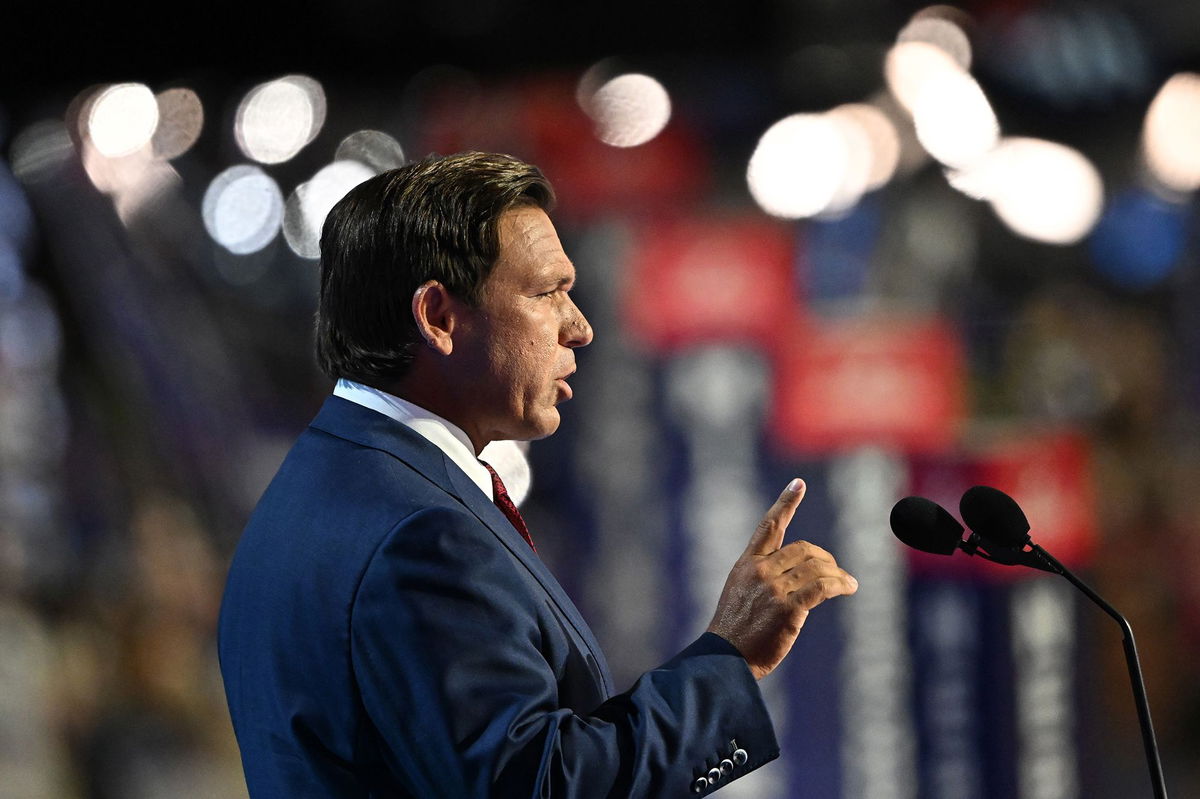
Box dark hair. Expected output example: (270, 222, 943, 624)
(315, 151, 555, 383)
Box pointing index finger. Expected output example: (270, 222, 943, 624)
(746, 478, 806, 556)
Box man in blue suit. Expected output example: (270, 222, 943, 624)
(218, 152, 858, 797)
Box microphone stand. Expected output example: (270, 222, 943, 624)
(969, 538, 1168, 798)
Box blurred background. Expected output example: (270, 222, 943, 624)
(3, 0, 1200, 797)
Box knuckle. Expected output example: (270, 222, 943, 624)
(807, 577, 835, 603)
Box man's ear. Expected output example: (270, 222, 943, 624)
(411, 280, 460, 356)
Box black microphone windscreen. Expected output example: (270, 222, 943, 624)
(889, 496, 964, 556)
(959, 485, 1031, 549)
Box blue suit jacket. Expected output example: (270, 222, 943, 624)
(218, 396, 779, 797)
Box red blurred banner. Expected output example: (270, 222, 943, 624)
(417, 76, 709, 219)
(621, 214, 797, 352)
(769, 313, 966, 455)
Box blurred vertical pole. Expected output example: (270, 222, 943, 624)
(909, 582, 986, 799)
(1011, 579, 1080, 799)
(830, 449, 918, 799)
(665, 345, 782, 797)
(570, 222, 670, 686)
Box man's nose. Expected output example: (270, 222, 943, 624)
(561, 299, 593, 348)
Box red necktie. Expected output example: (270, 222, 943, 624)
(482, 462, 536, 552)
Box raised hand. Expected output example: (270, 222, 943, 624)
(705, 478, 859, 680)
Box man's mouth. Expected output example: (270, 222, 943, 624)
(555, 370, 575, 400)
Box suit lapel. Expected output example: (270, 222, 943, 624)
(441, 463, 614, 692)
(310, 396, 614, 696)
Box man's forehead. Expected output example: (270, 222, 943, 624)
(499, 206, 575, 275)
(503, 205, 557, 243)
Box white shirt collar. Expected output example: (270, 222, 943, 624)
(333, 378, 495, 500)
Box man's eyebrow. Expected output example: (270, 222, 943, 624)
(548, 265, 577, 287)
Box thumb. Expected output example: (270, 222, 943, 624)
(745, 478, 806, 556)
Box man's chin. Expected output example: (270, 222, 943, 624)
(526, 409, 561, 441)
(497, 410, 560, 444)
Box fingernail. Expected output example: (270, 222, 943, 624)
(785, 478, 804, 494)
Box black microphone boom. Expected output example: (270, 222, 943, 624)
(957, 486, 1169, 799)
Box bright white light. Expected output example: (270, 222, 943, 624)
(283, 160, 377, 259)
(828, 103, 901, 191)
(1142, 72, 1200, 193)
(824, 111, 873, 215)
(152, 88, 204, 160)
(87, 83, 160, 157)
(897, 15, 972, 69)
(949, 138, 1103, 244)
(202, 165, 285, 255)
(235, 75, 327, 164)
(334, 130, 405, 173)
(885, 40, 964, 115)
(747, 114, 849, 219)
(912, 69, 999, 167)
(479, 440, 532, 507)
(586, 73, 672, 147)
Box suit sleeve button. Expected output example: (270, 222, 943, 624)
(732, 748, 749, 765)
(707, 767, 722, 783)
(720, 758, 734, 774)
(692, 777, 709, 793)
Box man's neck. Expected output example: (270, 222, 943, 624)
(381, 371, 489, 455)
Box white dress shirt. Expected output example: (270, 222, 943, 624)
(333, 378, 495, 499)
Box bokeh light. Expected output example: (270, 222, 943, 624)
(747, 113, 849, 218)
(283, 160, 377, 259)
(585, 73, 672, 148)
(201, 165, 285, 255)
(479, 440, 532, 507)
(576, 58, 620, 113)
(897, 10, 972, 69)
(234, 75, 327, 164)
(824, 111, 873, 215)
(9, 121, 74, 183)
(885, 40, 964, 115)
(1089, 189, 1189, 290)
(912, 68, 999, 168)
(81, 143, 182, 224)
(828, 103, 901, 191)
(151, 88, 204, 160)
(334, 130, 406, 174)
(87, 83, 160, 158)
(948, 138, 1103, 244)
(1142, 72, 1200, 195)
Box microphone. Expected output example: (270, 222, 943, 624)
(946, 486, 1169, 799)
(888, 492, 1049, 570)
(959, 485, 1031, 550)
(889, 496, 964, 556)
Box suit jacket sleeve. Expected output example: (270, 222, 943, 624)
(351, 504, 779, 798)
